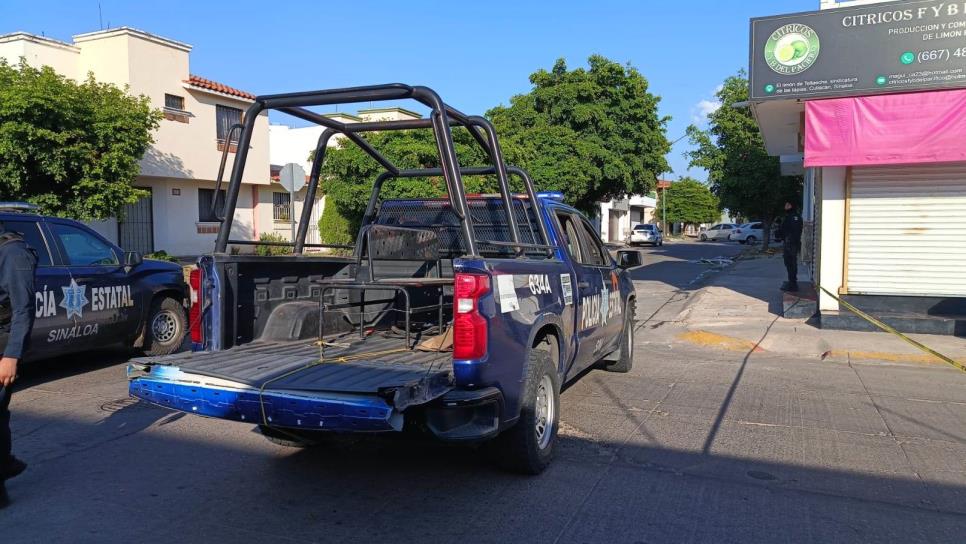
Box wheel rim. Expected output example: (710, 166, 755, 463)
(534, 374, 555, 450)
(152, 310, 180, 344)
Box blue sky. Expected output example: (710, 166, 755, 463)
(4, 0, 816, 180)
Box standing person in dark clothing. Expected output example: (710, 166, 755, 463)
(0, 226, 37, 509)
(780, 201, 804, 292)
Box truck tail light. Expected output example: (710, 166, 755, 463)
(453, 273, 489, 360)
(188, 267, 203, 344)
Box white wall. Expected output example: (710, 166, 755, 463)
(818, 167, 847, 311)
(140, 177, 255, 256)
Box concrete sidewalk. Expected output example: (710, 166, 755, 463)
(675, 255, 966, 368)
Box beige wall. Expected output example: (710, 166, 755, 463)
(0, 34, 80, 77)
(818, 167, 847, 311)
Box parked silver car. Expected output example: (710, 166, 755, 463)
(699, 223, 737, 242)
(626, 223, 664, 246)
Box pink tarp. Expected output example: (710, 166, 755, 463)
(804, 89, 966, 167)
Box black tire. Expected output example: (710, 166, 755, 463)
(605, 299, 635, 373)
(142, 297, 187, 356)
(746, 235, 758, 244)
(493, 348, 560, 474)
(699, 234, 708, 242)
(258, 425, 319, 448)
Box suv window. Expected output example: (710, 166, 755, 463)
(709, 224, 720, 230)
(751, 223, 762, 229)
(554, 212, 583, 262)
(50, 223, 118, 266)
(635, 224, 654, 231)
(722, 225, 733, 230)
(0, 220, 52, 266)
(576, 219, 609, 267)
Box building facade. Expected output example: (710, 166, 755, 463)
(751, 0, 966, 334)
(595, 194, 657, 244)
(0, 27, 271, 256)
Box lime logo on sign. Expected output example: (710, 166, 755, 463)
(764, 23, 820, 75)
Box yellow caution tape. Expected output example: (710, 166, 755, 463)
(817, 285, 965, 373)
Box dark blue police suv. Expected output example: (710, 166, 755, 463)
(0, 203, 188, 361)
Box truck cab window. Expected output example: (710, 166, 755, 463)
(49, 223, 118, 266)
(0, 220, 52, 266)
(576, 219, 608, 266)
(555, 211, 583, 262)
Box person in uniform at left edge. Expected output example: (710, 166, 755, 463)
(0, 223, 37, 509)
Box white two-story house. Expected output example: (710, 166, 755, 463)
(0, 27, 271, 256)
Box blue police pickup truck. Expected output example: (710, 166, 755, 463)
(0, 204, 188, 361)
(126, 84, 640, 473)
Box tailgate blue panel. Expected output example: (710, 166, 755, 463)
(129, 377, 399, 432)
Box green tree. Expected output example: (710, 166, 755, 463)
(489, 55, 671, 212)
(316, 128, 498, 243)
(0, 59, 161, 219)
(654, 177, 719, 230)
(686, 72, 801, 249)
(315, 55, 670, 243)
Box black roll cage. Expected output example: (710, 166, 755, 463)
(213, 83, 551, 258)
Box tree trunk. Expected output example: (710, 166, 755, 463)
(761, 212, 773, 252)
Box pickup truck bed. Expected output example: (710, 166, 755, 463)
(129, 336, 454, 432)
(134, 336, 451, 393)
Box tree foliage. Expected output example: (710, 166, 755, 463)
(686, 72, 801, 248)
(315, 55, 671, 243)
(654, 177, 719, 227)
(490, 55, 670, 211)
(0, 60, 161, 219)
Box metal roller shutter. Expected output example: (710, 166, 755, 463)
(847, 163, 966, 297)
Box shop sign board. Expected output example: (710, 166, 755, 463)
(750, 0, 966, 100)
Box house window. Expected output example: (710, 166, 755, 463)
(163, 94, 189, 123)
(165, 94, 185, 110)
(216, 105, 243, 152)
(273, 192, 292, 222)
(198, 188, 226, 223)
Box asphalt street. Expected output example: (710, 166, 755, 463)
(4, 239, 965, 543)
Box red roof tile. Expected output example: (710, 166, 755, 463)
(184, 74, 255, 100)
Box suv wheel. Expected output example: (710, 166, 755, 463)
(746, 235, 758, 244)
(143, 296, 187, 356)
(494, 347, 560, 474)
(605, 299, 635, 373)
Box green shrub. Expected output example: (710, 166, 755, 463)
(255, 232, 292, 256)
(318, 200, 356, 246)
(144, 250, 177, 262)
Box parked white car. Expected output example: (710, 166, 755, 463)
(730, 222, 764, 244)
(626, 223, 663, 246)
(699, 223, 737, 242)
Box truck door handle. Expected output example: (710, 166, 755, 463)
(577, 281, 590, 290)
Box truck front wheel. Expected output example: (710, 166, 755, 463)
(604, 299, 636, 373)
(494, 348, 560, 474)
(142, 296, 187, 356)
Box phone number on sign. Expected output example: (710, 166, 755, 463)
(915, 48, 966, 63)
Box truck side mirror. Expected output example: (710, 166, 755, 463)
(616, 250, 642, 269)
(124, 251, 143, 268)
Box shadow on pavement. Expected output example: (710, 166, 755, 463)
(3, 407, 964, 543)
(17, 348, 134, 389)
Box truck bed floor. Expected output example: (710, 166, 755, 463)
(133, 336, 452, 394)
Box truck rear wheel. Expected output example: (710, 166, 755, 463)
(493, 347, 560, 474)
(143, 297, 187, 357)
(605, 299, 635, 373)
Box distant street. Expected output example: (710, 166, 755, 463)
(5, 238, 964, 544)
